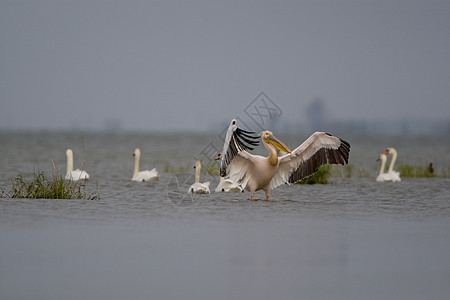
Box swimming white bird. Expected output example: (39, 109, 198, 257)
(376, 153, 391, 182)
(215, 177, 243, 193)
(383, 147, 401, 182)
(214, 153, 243, 192)
(219, 119, 350, 200)
(132, 148, 159, 182)
(188, 160, 210, 194)
(65, 149, 89, 181)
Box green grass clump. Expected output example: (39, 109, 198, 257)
(4, 171, 97, 199)
(398, 164, 436, 178)
(298, 164, 332, 184)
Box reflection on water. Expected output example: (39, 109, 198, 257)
(1, 131, 450, 300)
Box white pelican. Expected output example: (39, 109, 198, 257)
(219, 119, 350, 200)
(65, 149, 89, 181)
(188, 160, 210, 194)
(382, 147, 401, 182)
(132, 148, 159, 182)
(214, 153, 243, 193)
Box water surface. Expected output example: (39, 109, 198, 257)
(1, 131, 449, 300)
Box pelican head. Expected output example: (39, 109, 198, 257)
(260, 131, 291, 153)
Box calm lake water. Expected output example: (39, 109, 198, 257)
(1, 130, 450, 300)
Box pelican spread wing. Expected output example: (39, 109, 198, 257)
(220, 119, 259, 177)
(270, 132, 350, 189)
(219, 119, 350, 200)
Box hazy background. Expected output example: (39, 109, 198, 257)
(1, 0, 449, 134)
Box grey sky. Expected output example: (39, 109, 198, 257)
(1, 0, 449, 132)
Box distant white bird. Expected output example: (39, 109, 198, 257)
(376, 153, 390, 182)
(65, 149, 89, 181)
(219, 119, 350, 200)
(188, 160, 210, 194)
(132, 148, 159, 182)
(383, 147, 401, 182)
(214, 153, 243, 193)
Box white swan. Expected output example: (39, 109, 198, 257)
(376, 153, 401, 182)
(376, 153, 390, 182)
(65, 149, 89, 181)
(215, 177, 243, 193)
(188, 160, 210, 194)
(384, 147, 401, 182)
(132, 148, 159, 182)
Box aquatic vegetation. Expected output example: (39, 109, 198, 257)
(299, 164, 331, 184)
(204, 161, 220, 176)
(162, 162, 191, 174)
(329, 164, 357, 178)
(4, 171, 98, 199)
(398, 164, 437, 178)
(163, 161, 220, 176)
(343, 164, 353, 178)
(441, 167, 450, 178)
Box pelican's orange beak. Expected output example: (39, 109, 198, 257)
(264, 134, 292, 154)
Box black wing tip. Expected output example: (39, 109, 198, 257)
(325, 133, 351, 162)
(234, 127, 260, 150)
(236, 128, 260, 140)
(236, 128, 257, 135)
(340, 138, 350, 149)
(324, 132, 350, 152)
(338, 138, 351, 164)
(326, 133, 350, 163)
(220, 123, 260, 177)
